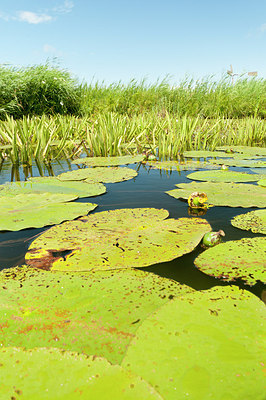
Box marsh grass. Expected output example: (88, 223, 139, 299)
(0, 113, 265, 166)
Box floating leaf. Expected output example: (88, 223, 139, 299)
(187, 170, 264, 183)
(258, 179, 266, 187)
(166, 182, 266, 208)
(25, 208, 211, 271)
(251, 168, 266, 174)
(0, 177, 106, 198)
(216, 145, 266, 157)
(209, 158, 266, 168)
(0, 265, 193, 364)
(194, 237, 266, 285)
(183, 150, 235, 158)
(147, 160, 219, 171)
(0, 192, 97, 231)
(58, 167, 138, 183)
(122, 286, 265, 400)
(0, 347, 162, 400)
(72, 155, 144, 166)
(231, 210, 266, 234)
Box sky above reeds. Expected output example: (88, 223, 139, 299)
(0, 0, 265, 84)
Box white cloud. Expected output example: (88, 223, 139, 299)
(17, 11, 53, 24)
(53, 1, 74, 14)
(43, 44, 57, 53)
(0, 1, 74, 24)
(260, 23, 266, 33)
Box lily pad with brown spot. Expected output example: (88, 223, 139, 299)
(25, 208, 211, 271)
(166, 182, 266, 208)
(72, 155, 145, 166)
(0, 265, 193, 364)
(231, 210, 266, 234)
(122, 286, 265, 400)
(194, 237, 266, 285)
(58, 166, 138, 183)
(0, 347, 162, 400)
(147, 160, 219, 171)
(186, 170, 264, 183)
(0, 176, 106, 198)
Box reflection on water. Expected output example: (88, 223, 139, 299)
(0, 157, 265, 303)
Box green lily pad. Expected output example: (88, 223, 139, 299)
(25, 208, 211, 271)
(0, 347, 162, 400)
(231, 210, 266, 234)
(258, 179, 266, 187)
(122, 286, 265, 400)
(72, 155, 144, 166)
(183, 150, 235, 158)
(0, 177, 106, 198)
(0, 265, 193, 364)
(251, 168, 266, 174)
(58, 167, 138, 183)
(187, 170, 264, 183)
(216, 145, 266, 157)
(147, 160, 219, 171)
(209, 158, 266, 168)
(194, 237, 266, 285)
(0, 192, 97, 231)
(166, 182, 266, 207)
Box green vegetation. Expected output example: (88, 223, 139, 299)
(0, 63, 265, 166)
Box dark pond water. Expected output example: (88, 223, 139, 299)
(0, 158, 265, 301)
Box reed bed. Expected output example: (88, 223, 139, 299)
(1, 64, 266, 119)
(0, 113, 265, 166)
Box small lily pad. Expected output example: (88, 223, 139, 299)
(0, 265, 193, 364)
(183, 150, 235, 158)
(209, 158, 266, 168)
(187, 170, 264, 183)
(58, 167, 138, 183)
(166, 182, 266, 208)
(25, 208, 211, 271)
(0, 347, 162, 399)
(231, 210, 266, 234)
(258, 179, 266, 187)
(194, 237, 266, 285)
(0, 177, 106, 198)
(216, 145, 266, 157)
(147, 160, 219, 171)
(72, 155, 144, 166)
(122, 286, 265, 400)
(0, 192, 97, 231)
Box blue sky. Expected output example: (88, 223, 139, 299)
(0, 0, 265, 85)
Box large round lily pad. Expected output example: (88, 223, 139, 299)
(194, 237, 266, 285)
(122, 286, 265, 400)
(0, 177, 106, 198)
(0, 265, 193, 364)
(147, 160, 219, 171)
(72, 155, 144, 166)
(166, 182, 266, 208)
(0, 347, 162, 400)
(58, 167, 138, 183)
(0, 192, 97, 231)
(209, 158, 266, 168)
(25, 208, 211, 271)
(186, 170, 264, 183)
(216, 145, 266, 157)
(231, 210, 266, 234)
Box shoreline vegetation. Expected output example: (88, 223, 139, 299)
(0, 63, 265, 166)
